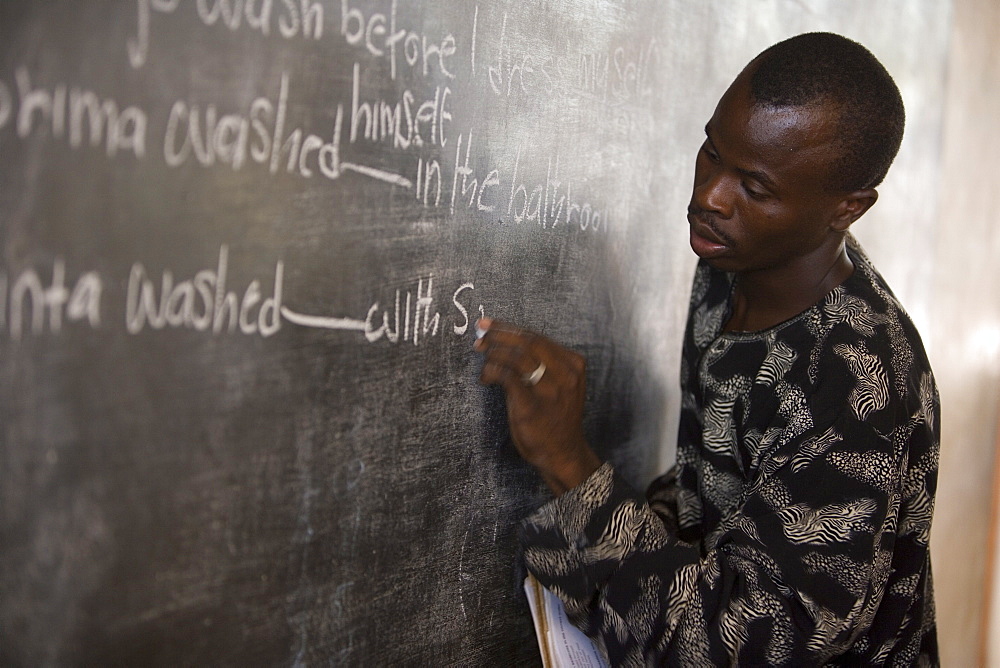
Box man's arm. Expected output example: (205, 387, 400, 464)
(518, 415, 923, 665)
(476, 317, 935, 665)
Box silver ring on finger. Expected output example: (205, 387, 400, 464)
(522, 361, 546, 386)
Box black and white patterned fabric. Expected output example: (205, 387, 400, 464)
(521, 236, 939, 666)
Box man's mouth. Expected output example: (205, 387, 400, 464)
(687, 212, 731, 259)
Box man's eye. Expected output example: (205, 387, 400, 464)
(701, 144, 719, 162)
(743, 183, 770, 200)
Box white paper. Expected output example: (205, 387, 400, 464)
(524, 576, 609, 668)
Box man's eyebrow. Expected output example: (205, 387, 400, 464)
(704, 122, 778, 191)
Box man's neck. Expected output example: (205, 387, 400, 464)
(724, 243, 854, 333)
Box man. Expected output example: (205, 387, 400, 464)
(475, 33, 939, 665)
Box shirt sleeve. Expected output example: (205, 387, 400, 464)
(520, 463, 701, 662)
(520, 403, 922, 666)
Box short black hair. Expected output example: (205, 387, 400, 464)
(749, 32, 905, 191)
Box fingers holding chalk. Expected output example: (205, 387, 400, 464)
(475, 318, 544, 392)
(472, 317, 600, 495)
(476, 317, 490, 341)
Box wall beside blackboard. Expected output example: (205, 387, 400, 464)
(0, 1, 674, 664)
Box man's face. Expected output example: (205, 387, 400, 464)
(688, 68, 848, 275)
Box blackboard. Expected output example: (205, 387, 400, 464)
(0, 1, 678, 664)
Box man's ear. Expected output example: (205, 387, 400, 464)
(831, 189, 878, 231)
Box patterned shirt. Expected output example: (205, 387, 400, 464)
(521, 237, 939, 666)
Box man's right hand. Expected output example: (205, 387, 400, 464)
(475, 318, 603, 495)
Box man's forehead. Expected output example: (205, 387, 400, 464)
(746, 104, 839, 154)
(710, 74, 841, 185)
(717, 69, 840, 147)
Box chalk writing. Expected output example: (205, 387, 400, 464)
(609, 41, 659, 105)
(0, 260, 102, 339)
(0, 2, 645, 234)
(164, 72, 329, 176)
(128, 0, 323, 69)
(481, 16, 660, 109)
(415, 156, 443, 207)
(0, 243, 489, 349)
(487, 13, 551, 99)
(340, 0, 457, 81)
(448, 134, 610, 230)
(0, 67, 147, 159)
(195, 0, 324, 37)
(0, 0, 656, 354)
(470, 5, 478, 77)
(449, 133, 499, 214)
(125, 245, 283, 337)
(349, 63, 452, 149)
(163, 71, 412, 187)
(451, 282, 477, 336)
(0, 79, 11, 130)
(282, 276, 484, 346)
(506, 147, 607, 231)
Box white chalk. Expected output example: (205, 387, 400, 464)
(476, 326, 487, 339)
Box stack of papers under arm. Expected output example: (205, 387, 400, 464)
(524, 575, 609, 668)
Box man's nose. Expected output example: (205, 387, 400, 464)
(693, 167, 734, 220)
